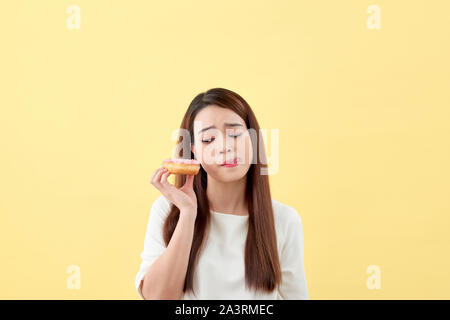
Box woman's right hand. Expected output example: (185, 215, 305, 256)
(150, 167, 198, 216)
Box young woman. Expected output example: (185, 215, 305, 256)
(135, 88, 308, 299)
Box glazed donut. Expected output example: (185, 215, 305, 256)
(162, 158, 201, 175)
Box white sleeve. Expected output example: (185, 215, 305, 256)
(278, 208, 309, 300)
(134, 195, 171, 299)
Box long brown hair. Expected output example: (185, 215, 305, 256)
(162, 87, 281, 296)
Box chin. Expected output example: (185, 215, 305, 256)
(216, 168, 248, 182)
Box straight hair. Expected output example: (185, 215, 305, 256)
(162, 87, 281, 296)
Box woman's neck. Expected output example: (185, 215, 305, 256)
(206, 175, 248, 215)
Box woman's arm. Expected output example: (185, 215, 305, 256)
(278, 208, 309, 299)
(140, 209, 196, 300)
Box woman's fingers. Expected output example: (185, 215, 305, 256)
(151, 168, 194, 206)
(158, 168, 178, 194)
(183, 174, 194, 189)
(160, 169, 171, 185)
(150, 168, 161, 183)
(151, 168, 165, 187)
(180, 174, 194, 193)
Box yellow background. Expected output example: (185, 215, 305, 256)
(1, 0, 449, 299)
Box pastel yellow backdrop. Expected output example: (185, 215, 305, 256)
(1, 0, 449, 299)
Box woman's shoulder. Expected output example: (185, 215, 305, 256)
(271, 198, 303, 228)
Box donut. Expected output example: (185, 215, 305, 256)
(162, 158, 201, 175)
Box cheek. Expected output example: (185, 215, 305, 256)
(202, 151, 216, 165)
(194, 143, 217, 166)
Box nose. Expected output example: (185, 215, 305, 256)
(219, 147, 232, 154)
(219, 138, 233, 154)
(219, 132, 234, 154)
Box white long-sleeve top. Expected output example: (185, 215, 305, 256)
(135, 195, 309, 299)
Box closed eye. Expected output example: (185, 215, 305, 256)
(202, 138, 213, 143)
(201, 137, 214, 143)
(201, 133, 242, 144)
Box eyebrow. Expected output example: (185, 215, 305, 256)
(197, 123, 244, 134)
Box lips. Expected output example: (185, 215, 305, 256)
(221, 157, 238, 166)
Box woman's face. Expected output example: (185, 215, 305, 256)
(191, 105, 253, 183)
